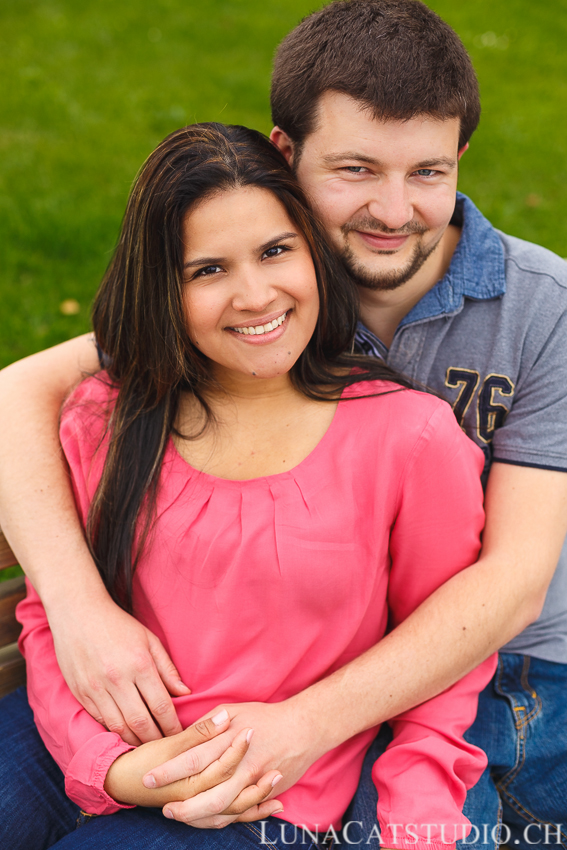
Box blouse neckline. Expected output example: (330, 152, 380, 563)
(166, 391, 347, 485)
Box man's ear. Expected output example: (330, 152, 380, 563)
(270, 127, 295, 166)
(458, 142, 469, 160)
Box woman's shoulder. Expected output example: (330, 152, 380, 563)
(62, 371, 118, 410)
(341, 378, 445, 418)
(339, 379, 482, 461)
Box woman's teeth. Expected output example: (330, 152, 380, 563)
(232, 312, 287, 335)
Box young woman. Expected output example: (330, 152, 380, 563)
(12, 124, 495, 849)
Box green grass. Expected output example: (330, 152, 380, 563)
(0, 0, 566, 371)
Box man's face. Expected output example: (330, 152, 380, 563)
(273, 92, 463, 292)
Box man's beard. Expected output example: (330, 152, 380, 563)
(338, 215, 441, 292)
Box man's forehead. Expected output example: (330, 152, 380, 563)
(304, 93, 461, 162)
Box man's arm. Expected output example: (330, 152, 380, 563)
(0, 336, 189, 745)
(145, 462, 567, 828)
(294, 462, 567, 745)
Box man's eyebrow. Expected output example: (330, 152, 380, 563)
(415, 157, 457, 169)
(183, 232, 299, 269)
(321, 152, 381, 166)
(321, 153, 458, 170)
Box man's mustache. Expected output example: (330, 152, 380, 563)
(341, 216, 428, 237)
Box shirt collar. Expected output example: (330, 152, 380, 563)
(396, 192, 506, 327)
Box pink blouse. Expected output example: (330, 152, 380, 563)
(18, 375, 496, 850)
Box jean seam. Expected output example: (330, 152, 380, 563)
(493, 659, 525, 791)
(245, 822, 321, 850)
(519, 657, 543, 724)
(494, 657, 542, 793)
(494, 656, 557, 840)
(245, 822, 280, 849)
(492, 796, 503, 850)
(244, 823, 277, 850)
(498, 792, 567, 849)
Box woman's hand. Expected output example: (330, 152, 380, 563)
(104, 710, 283, 821)
(145, 699, 328, 828)
(50, 593, 190, 746)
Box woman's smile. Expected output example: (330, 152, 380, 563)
(227, 309, 290, 341)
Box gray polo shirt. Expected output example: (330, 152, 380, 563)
(355, 193, 567, 663)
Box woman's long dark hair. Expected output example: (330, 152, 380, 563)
(89, 123, 415, 611)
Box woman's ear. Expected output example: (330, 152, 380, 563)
(270, 127, 295, 166)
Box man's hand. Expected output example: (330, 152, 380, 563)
(104, 710, 283, 823)
(143, 699, 327, 828)
(51, 594, 190, 746)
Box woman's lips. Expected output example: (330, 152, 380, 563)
(226, 310, 290, 344)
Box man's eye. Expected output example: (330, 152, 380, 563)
(262, 245, 289, 259)
(343, 166, 367, 174)
(415, 169, 438, 178)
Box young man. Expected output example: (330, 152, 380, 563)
(267, 3, 567, 847)
(0, 1, 566, 847)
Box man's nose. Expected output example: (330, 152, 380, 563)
(366, 177, 414, 231)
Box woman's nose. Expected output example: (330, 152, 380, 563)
(231, 269, 278, 313)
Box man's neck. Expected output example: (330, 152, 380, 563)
(358, 223, 461, 348)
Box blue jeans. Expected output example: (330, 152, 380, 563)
(0, 688, 326, 850)
(346, 654, 567, 850)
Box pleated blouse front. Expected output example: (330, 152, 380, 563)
(18, 374, 496, 849)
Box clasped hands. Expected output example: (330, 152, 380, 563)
(52, 602, 326, 828)
(104, 700, 320, 828)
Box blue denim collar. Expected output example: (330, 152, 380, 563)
(392, 192, 506, 328)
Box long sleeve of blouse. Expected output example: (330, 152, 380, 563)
(17, 375, 496, 846)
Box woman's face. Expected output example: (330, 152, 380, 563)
(182, 185, 320, 385)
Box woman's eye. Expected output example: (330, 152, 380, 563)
(193, 264, 222, 278)
(262, 245, 289, 259)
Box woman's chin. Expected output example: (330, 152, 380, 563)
(211, 356, 299, 387)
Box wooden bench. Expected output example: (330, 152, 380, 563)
(0, 526, 26, 698)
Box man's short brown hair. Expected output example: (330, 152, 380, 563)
(271, 0, 480, 152)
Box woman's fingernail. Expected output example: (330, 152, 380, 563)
(143, 774, 157, 788)
(164, 808, 174, 819)
(272, 808, 284, 816)
(178, 680, 191, 692)
(211, 708, 229, 726)
(271, 774, 283, 787)
(246, 728, 254, 744)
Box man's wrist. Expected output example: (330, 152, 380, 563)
(38, 556, 111, 620)
(283, 686, 343, 757)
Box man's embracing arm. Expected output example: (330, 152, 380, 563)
(293, 461, 567, 747)
(0, 335, 189, 745)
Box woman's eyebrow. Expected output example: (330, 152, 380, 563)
(257, 231, 299, 252)
(184, 232, 299, 268)
(184, 256, 224, 268)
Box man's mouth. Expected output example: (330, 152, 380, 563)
(229, 310, 288, 335)
(355, 231, 411, 251)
